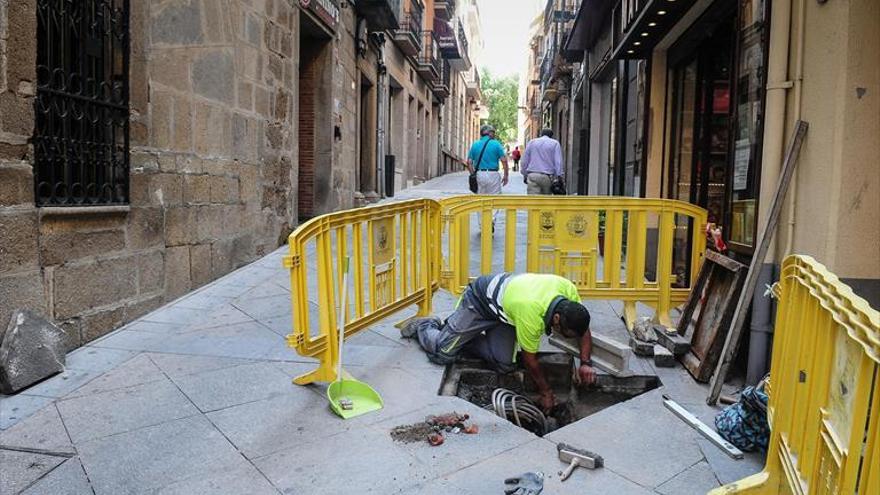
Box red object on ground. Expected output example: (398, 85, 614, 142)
(428, 433, 445, 446)
(464, 424, 479, 434)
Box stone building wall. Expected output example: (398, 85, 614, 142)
(0, 0, 303, 348)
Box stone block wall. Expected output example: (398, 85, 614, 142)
(0, 0, 301, 348)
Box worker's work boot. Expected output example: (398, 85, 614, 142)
(400, 317, 441, 339)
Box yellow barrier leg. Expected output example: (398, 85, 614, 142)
(623, 301, 637, 331)
(707, 472, 770, 494)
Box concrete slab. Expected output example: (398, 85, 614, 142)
(140, 305, 206, 326)
(374, 397, 537, 477)
(0, 394, 55, 430)
(206, 386, 339, 459)
(545, 389, 706, 489)
(0, 403, 73, 453)
(0, 448, 67, 494)
(57, 379, 199, 443)
(179, 304, 255, 332)
(13, 368, 102, 399)
(77, 415, 251, 494)
(66, 353, 165, 398)
(655, 460, 721, 495)
(256, 312, 293, 338)
(148, 353, 257, 382)
(232, 294, 291, 321)
(169, 361, 297, 413)
(20, 457, 93, 495)
(697, 437, 766, 485)
(153, 463, 278, 495)
(121, 320, 186, 334)
(63, 347, 138, 373)
(438, 438, 654, 494)
(252, 425, 430, 494)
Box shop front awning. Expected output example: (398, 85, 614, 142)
(611, 0, 698, 60)
(561, 0, 613, 62)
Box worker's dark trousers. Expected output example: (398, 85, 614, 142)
(415, 303, 517, 373)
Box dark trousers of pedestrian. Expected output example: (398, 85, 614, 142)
(415, 303, 517, 373)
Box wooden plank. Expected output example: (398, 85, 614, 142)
(707, 121, 808, 405)
(676, 250, 747, 382)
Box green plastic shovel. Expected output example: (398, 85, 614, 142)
(327, 256, 383, 419)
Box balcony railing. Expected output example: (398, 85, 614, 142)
(434, 0, 455, 20)
(435, 18, 471, 71)
(354, 0, 401, 30)
(416, 31, 440, 81)
(432, 60, 451, 99)
(391, 2, 422, 56)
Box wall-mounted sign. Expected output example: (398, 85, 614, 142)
(300, 0, 339, 31)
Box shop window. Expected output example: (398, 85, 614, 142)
(728, 0, 768, 251)
(34, 0, 130, 206)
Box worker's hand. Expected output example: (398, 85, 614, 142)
(539, 390, 556, 413)
(502, 174, 509, 186)
(577, 364, 597, 386)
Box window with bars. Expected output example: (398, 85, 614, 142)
(34, 0, 130, 206)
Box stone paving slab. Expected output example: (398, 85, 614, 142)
(169, 360, 299, 413)
(0, 403, 73, 454)
(19, 457, 92, 495)
(0, 449, 67, 494)
(56, 378, 199, 444)
(77, 415, 262, 494)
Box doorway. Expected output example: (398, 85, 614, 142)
(667, 8, 736, 284)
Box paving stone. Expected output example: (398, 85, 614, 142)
(21, 457, 93, 495)
(0, 310, 67, 394)
(232, 294, 291, 321)
(77, 415, 250, 494)
(148, 353, 257, 381)
(206, 385, 337, 459)
(0, 449, 67, 494)
(170, 361, 295, 412)
(172, 290, 235, 310)
(253, 425, 431, 494)
(347, 329, 406, 347)
(67, 354, 165, 398)
(655, 460, 721, 495)
(438, 438, 653, 494)
(545, 389, 706, 488)
(653, 344, 675, 367)
(57, 379, 199, 444)
(0, 394, 55, 430)
(179, 304, 254, 332)
(0, 404, 73, 453)
(697, 437, 766, 485)
(64, 347, 138, 373)
(154, 463, 278, 495)
(140, 305, 206, 326)
(257, 312, 293, 337)
(374, 397, 537, 476)
(16, 368, 102, 399)
(121, 320, 184, 334)
(237, 281, 290, 300)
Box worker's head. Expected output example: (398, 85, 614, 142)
(552, 300, 591, 339)
(540, 128, 554, 138)
(480, 124, 496, 137)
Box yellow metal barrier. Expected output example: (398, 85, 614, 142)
(437, 195, 707, 328)
(282, 199, 440, 385)
(710, 256, 880, 495)
(284, 195, 706, 384)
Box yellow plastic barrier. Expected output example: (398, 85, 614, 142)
(284, 195, 706, 384)
(437, 195, 707, 328)
(710, 256, 880, 495)
(282, 199, 440, 385)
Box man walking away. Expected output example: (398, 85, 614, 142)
(466, 125, 509, 195)
(521, 129, 563, 195)
(401, 272, 597, 413)
(511, 146, 522, 171)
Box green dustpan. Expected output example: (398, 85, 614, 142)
(327, 257, 383, 419)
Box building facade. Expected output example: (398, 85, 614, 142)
(0, 0, 483, 349)
(542, 0, 879, 382)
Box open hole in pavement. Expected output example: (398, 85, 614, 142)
(439, 353, 660, 436)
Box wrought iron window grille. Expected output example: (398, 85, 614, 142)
(34, 0, 131, 206)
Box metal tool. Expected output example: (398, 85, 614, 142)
(556, 442, 603, 481)
(662, 394, 744, 459)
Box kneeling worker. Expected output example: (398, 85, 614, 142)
(401, 272, 597, 412)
